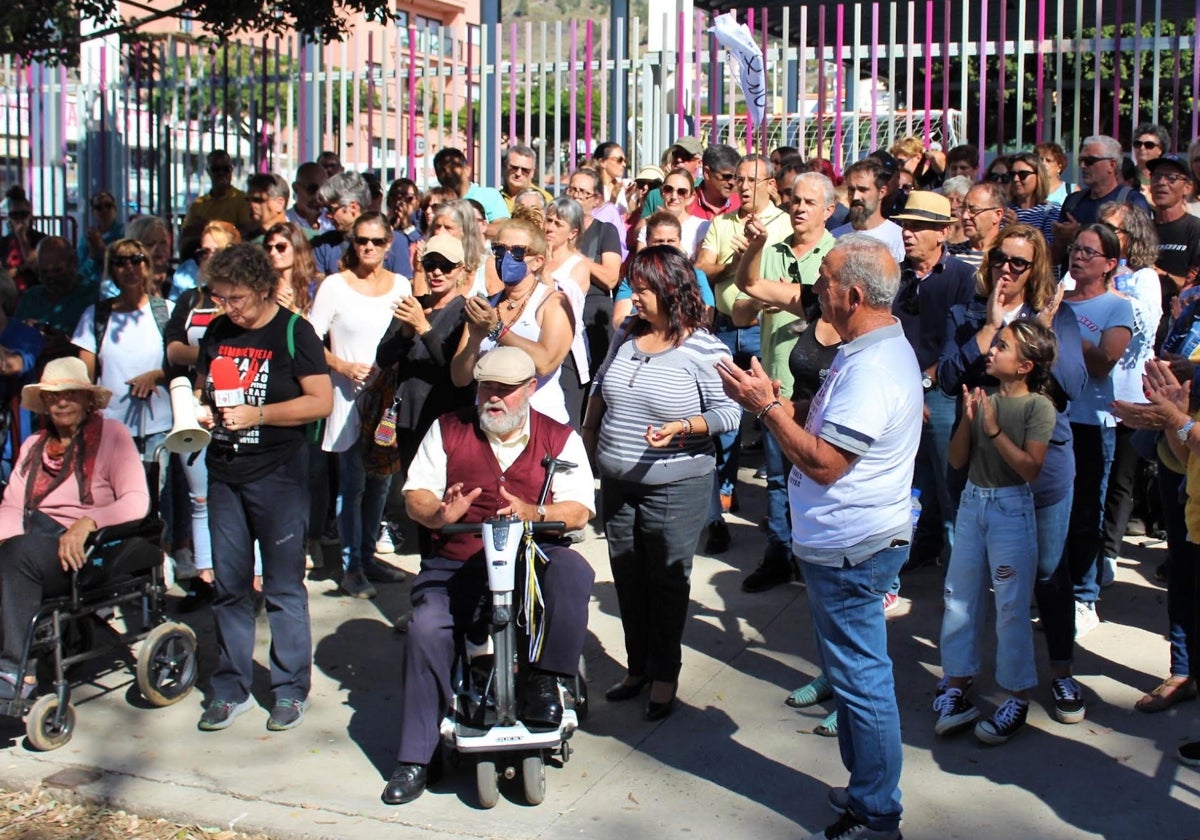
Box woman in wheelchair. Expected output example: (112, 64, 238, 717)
(0, 356, 149, 700)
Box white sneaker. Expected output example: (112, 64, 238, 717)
(1074, 601, 1100, 639)
(1099, 556, 1117, 588)
(375, 522, 395, 555)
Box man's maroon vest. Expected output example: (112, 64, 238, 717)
(432, 407, 573, 563)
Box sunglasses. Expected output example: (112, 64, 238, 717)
(298, 183, 320, 194)
(988, 249, 1033, 272)
(92, 202, 116, 211)
(1078, 155, 1112, 167)
(194, 247, 214, 260)
(209, 164, 233, 173)
(661, 185, 691, 197)
(986, 172, 1013, 184)
(354, 236, 389, 248)
(422, 255, 459, 273)
(606, 156, 627, 164)
(264, 241, 289, 254)
(1132, 139, 1161, 150)
(110, 253, 148, 268)
(708, 171, 737, 184)
(507, 164, 533, 175)
(1010, 170, 1037, 182)
(491, 243, 528, 261)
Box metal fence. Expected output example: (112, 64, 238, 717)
(1, 1, 1196, 245)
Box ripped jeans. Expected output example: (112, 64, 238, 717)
(940, 481, 1038, 693)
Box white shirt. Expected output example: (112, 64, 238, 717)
(830, 219, 906, 265)
(403, 411, 595, 514)
(308, 271, 412, 452)
(790, 320, 923, 563)
(72, 299, 175, 437)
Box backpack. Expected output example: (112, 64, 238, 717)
(1060, 185, 1132, 221)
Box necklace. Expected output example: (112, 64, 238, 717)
(501, 286, 536, 327)
(505, 284, 535, 311)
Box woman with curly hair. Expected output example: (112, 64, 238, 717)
(587, 245, 741, 720)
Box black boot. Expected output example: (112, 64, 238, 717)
(742, 546, 798, 593)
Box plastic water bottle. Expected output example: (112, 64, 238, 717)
(1112, 258, 1133, 294)
(910, 489, 922, 534)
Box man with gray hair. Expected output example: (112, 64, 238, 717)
(312, 171, 413, 278)
(718, 233, 919, 840)
(501, 144, 552, 210)
(733, 170, 837, 592)
(1051, 134, 1150, 262)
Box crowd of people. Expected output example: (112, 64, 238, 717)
(2, 124, 1200, 839)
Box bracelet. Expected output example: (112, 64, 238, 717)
(486, 320, 504, 342)
(987, 427, 1001, 439)
(757, 400, 782, 420)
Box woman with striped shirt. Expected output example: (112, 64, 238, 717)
(586, 245, 741, 721)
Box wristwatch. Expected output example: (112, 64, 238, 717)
(1177, 419, 1196, 444)
(536, 505, 547, 522)
(921, 374, 934, 392)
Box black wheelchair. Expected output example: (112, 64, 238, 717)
(0, 516, 199, 750)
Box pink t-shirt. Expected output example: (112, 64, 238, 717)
(0, 417, 151, 539)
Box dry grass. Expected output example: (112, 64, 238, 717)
(0, 785, 273, 840)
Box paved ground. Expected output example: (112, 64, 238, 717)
(0, 470, 1198, 839)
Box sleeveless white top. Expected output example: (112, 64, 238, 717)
(479, 282, 569, 423)
(549, 253, 590, 388)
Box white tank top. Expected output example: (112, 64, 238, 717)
(479, 282, 569, 423)
(550, 254, 590, 387)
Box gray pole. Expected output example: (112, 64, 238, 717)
(481, 0, 501, 186)
(609, 0, 629, 149)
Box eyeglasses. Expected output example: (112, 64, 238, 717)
(986, 172, 1013, 184)
(1069, 243, 1104, 260)
(566, 187, 596, 199)
(1151, 171, 1189, 184)
(734, 176, 766, 186)
(988, 249, 1033, 272)
(507, 164, 533, 176)
(422, 255, 460, 273)
(963, 204, 1002, 217)
(491, 243, 528, 261)
(708, 170, 737, 184)
(92, 202, 116, 211)
(1133, 139, 1161, 150)
(1010, 170, 1037, 182)
(247, 195, 269, 204)
(354, 236, 389, 248)
(194, 247, 214, 261)
(661, 185, 691, 197)
(264, 241, 289, 254)
(211, 292, 253, 307)
(1078, 155, 1113, 167)
(110, 253, 148, 268)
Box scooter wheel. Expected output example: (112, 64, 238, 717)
(476, 758, 499, 809)
(522, 752, 546, 805)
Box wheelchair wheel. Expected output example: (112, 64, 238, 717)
(522, 752, 546, 805)
(137, 622, 198, 707)
(26, 694, 75, 751)
(476, 758, 499, 809)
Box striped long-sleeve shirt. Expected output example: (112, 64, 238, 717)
(595, 329, 742, 485)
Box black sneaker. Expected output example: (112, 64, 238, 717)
(198, 696, 256, 731)
(742, 551, 798, 593)
(267, 697, 307, 731)
(975, 697, 1029, 745)
(704, 520, 731, 554)
(363, 558, 408, 583)
(932, 687, 979, 736)
(805, 808, 902, 839)
(1051, 677, 1085, 724)
(1178, 740, 1200, 768)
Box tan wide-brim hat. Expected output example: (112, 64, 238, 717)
(21, 356, 113, 414)
(890, 191, 953, 224)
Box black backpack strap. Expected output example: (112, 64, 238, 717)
(92, 298, 115, 356)
(149, 297, 170, 336)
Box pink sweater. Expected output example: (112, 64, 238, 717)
(0, 418, 151, 540)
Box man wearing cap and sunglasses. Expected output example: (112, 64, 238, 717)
(1148, 154, 1200, 296)
(639, 137, 706, 219)
(892, 192, 977, 569)
(383, 346, 595, 806)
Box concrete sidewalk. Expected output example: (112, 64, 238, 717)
(0, 503, 1198, 839)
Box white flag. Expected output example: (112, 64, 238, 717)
(709, 11, 767, 130)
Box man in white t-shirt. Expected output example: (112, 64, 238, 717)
(830, 157, 905, 264)
(718, 234, 920, 840)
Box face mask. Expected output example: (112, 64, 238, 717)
(497, 251, 529, 286)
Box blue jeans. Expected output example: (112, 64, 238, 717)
(179, 451, 213, 570)
(337, 439, 394, 574)
(912, 389, 957, 559)
(1158, 463, 1195, 677)
(803, 543, 908, 832)
(1034, 491, 1075, 667)
(709, 317, 760, 520)
(762, 427, 791, 552)
(1068, 423, 1116, 604)
(208, 451, 312, 702)
(941, 482, 1038, 693)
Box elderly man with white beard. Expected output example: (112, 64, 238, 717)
(382, 347, 596, 806)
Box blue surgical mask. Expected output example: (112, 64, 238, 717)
(497, 252, 529, 286)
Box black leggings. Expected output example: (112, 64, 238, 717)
(0, 534, 70, 671)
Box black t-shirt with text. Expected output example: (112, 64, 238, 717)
(1155, 213, 1200, 283)
(196, 306, 328, 484)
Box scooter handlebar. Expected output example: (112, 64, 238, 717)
(440, 519, 567, 535)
